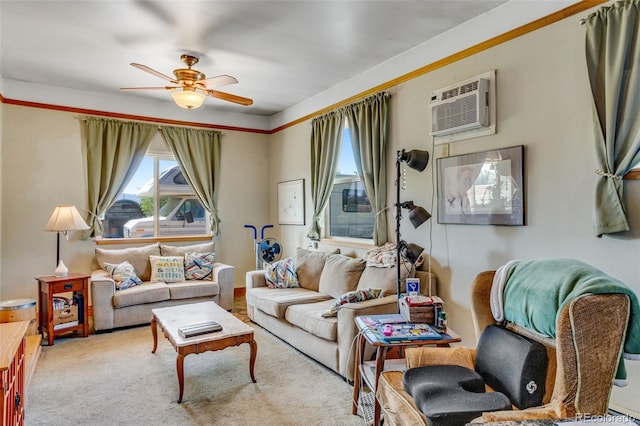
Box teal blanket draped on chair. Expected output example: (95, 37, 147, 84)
(501, 258, 640, 381)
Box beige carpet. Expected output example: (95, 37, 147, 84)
(25, 298, 365, 426)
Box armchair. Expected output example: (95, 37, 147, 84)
(377, 269, 632, 425)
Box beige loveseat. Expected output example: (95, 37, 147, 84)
(91, 242, 234, 331)
(246, 248, 435, 382)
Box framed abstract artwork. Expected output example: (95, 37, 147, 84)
(436, 145, 524, 225)
(277, 179, 305, 225)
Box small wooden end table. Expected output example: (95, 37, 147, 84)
(36, 273, 90, 346)
(352, 314, 461, 426)
(151, 301, 257, 403)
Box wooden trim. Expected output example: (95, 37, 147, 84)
(624, 170, 640, 180)
(319, 238, 374, 251)
(0, 97, 270, 134)
(1, 1, 605, 135)
(270, 0, 606, 134)
(94, 235, 213, 246)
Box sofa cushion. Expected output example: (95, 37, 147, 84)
(112, 281, 170, 308)
(166, 281, 220, 300)
(295, 247, 340, 291)
(184, 252, 215, 280)
(160, 242, 215, 257)
(322, 288, 382, 317)
(95, 243, 160, 281)
(318, 254, 366, 298)
(265, 257, 299, 288)
(357, 265, 412, 295)
(246, 287, 332, 319)
(150, 255, 185, 283)
(286, 299, 338, 341)
(103, 261, 143, 290)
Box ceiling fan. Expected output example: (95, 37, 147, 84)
(121, 54, 253, 109)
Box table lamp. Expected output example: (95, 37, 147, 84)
(44, 205, 90, 277)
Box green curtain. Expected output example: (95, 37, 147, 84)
(344, 92, 390, 245)
(308, 111, 344, 240)
(160, 126, 222, 236)
(83, 117, 156, 237)
(586, 0, 640, 237)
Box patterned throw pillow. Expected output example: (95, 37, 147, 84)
(265, 257, 299, 289)
(104, 261, 143, 290)
(322, 288, 382, 317)
(149, 255, 185, 283)
(184, 252, 215, 280)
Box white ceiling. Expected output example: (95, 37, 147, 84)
(0, 1, 581, 130)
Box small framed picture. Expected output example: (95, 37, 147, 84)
(436, 145, 524, 226)
(277, 179, 305, 225)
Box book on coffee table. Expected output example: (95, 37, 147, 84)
(178, 321, 223, 338)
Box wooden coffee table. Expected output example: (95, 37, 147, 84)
(151, 301, 257, 403)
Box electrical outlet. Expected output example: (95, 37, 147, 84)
(440, 144, 450, 157)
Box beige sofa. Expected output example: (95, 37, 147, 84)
(246, 248, 435, 382)
(91, 242, 234, 331)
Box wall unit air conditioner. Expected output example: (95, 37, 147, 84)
(430, 78, 490, 136)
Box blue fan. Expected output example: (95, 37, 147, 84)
(259, 238, 282, 264)
(244, 224, 283, 269)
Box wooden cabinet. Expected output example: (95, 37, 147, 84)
(1, 321, 28, 426)
(37, 273, 90, 346)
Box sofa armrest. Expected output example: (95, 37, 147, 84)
(245, 270, 267, 289)
(336, 294, 399, 381)
(90, 269, 116, 331)
(212, 263, 234, 311)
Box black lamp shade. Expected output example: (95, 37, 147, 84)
(399, 240, 424, 264)
(401, 201, 431, 228)
(399, 149, 430, 172)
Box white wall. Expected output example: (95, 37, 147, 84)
(268, 7, 640, 417)
(0, 105, 270, 300)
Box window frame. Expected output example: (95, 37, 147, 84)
(323, 125, 375, 242)
(97, 139, 211, 243)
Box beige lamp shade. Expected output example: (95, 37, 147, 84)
(44, 205, 90, 233)
(172, 89, 206, 109)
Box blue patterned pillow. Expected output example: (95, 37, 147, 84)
(104, 261, 143, 290)
(184, 252, 215, 280)
(265, 257, 299, 288)
(322, 288, 382, 317)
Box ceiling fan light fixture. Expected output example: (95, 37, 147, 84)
(171, 89, 205, 110)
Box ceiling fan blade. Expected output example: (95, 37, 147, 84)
(206, 89, 253, 106)
(120, 86, 179, 91)
(198, 74, 238, 88)
(130, 63, 177, 83)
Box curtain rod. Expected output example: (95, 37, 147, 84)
(75, 115, 225, 135)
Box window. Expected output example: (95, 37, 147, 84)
(102, 137, 210, 239)
(326, 127, 375, 239)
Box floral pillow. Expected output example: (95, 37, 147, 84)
(184, 252, 215, 280)
(149, 255, 185, 283)
(265, 257, 299, 289)
(322, 288, 382, 317)
(104, 261, 143, 290)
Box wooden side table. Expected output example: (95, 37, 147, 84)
(36, 273, 90, 346)
(352, 314, 461, 426)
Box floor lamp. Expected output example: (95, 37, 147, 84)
(44, 205, 90, 277)
(396, 149, 431, 312)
